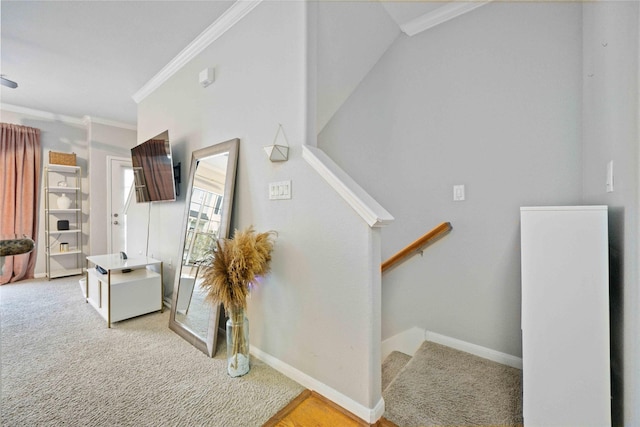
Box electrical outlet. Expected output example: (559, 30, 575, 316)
(606, 161, 614, 193)
(453, 185, 465, 201)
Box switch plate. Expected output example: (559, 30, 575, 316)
(269, 180, 292, 200)
(453, 185, 465, 201)
(606, 161, 614, 193)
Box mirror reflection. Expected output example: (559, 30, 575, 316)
(175, 153, 228, 337)
(170, 139, 239, 357)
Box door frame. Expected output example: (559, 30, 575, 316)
(106, 156, 132, 254)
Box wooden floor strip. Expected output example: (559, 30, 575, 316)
(263, 390, 398, 427)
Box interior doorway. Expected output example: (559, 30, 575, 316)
(107, 157, 133, 254)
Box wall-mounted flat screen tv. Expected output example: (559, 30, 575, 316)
(131, 130, 176, 203)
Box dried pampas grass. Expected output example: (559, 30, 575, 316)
(201, 226, 276, 313)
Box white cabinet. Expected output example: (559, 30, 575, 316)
(44, 165, 83, 279)
(86, 254, 163, 327)
(520, 206, 611, 427)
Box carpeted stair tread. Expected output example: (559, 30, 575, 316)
(382, 351, 412, 392)
(383, 341, 523, 427)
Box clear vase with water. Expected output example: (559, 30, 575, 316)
(226, 306, 249, 377)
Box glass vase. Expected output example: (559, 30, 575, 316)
(226, 306, 249, 377)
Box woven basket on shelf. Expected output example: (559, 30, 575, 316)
(49, 151, 76, 166)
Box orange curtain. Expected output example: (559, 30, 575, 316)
(1, 123, 42, 284)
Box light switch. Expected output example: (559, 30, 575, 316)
(606, 161, 614, 193)
(269, 180, 292, 200)
(453, 185, 465, 201)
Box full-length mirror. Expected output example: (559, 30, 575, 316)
(169, 138, 239, 357)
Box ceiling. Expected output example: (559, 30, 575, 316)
(1, 1, 458, 127)
(1, 0, 234, 126)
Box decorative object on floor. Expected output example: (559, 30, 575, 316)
(226, 306, 249, 377)
(169, 138, 240, 358)
(264, 124, 289, 162)
(57, 193, 72, 209)
(201, 226, 276, 377)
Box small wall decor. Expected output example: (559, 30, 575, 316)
(264, 124, 289, 162)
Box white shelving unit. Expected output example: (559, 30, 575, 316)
(44, 164, 83, 279)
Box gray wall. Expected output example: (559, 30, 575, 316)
(87, 120, 136, 256)
(316, 1, 399, 132)
(319, 2, 584, 358)
(138, 1, 384, 415)
(582, 2, 639, 425)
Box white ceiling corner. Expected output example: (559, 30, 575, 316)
(2, 0, 491, 127)
(0, 1, 238, 125)
(132, 0, 263, 105)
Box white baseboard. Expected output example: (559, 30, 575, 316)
(381, 326, 425, 360)
(425, 331, 523, 369)
(382, 328, 523, 370)
(250, 345, 385, 423)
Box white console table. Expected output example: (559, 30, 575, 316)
(85, 254, 163, 327)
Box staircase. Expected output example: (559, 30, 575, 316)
(381, 341, 523, 427)
(379, 224, 522, 425)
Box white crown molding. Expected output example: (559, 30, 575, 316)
(302, 144, 394, 228)
(1, 103, 136, 130)
(83, 115, 137, 131)
(401, 1, 491, 36)
(251, 345, 386, 423)
(132, 0, 263, 104)
(1, 103, 85, 126)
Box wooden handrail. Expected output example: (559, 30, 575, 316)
(381, 222, 452, 273)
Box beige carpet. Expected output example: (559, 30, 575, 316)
(0, 276, 304, 426)
(382, 351, 411, 392)
(383, 341, 523, 427)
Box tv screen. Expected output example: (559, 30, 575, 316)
(131, 130, 176, 202)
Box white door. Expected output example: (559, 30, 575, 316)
(107, 157, 133, 254)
